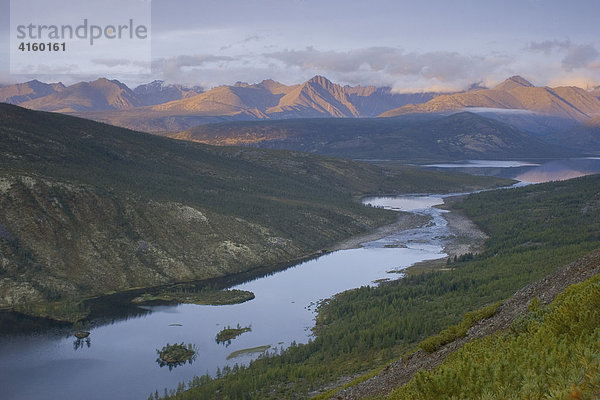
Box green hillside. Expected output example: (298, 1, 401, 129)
(388, 272, 600, 400)
(162, 175, 600, 399)
(0, 104, 510, 315)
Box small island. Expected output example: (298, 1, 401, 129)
(156, 343, 196, 368)
(216, 324, 251, 343)
(132, 289, 255, 306)
(74, 331, 90, 339)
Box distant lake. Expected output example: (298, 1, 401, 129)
(423, 158, 600, 183)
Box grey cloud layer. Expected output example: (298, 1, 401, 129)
(263, 47, 511, 83)
(527, 40, 600, 71)
(146, 47, 516, 89)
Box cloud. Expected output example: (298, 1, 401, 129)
(562, 44, 600, 71)
(153, 54, 235, 82)
(91, 59, 132, 67)
(220, 35, 263, 51)
(526, 40, 600, 72)
(263, 46, 512, 91)
(526, 39, 571, 55)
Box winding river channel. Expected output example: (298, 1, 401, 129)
(1, 158, 600, 400)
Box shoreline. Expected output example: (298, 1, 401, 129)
(330, 212, 431, 251)
(332, 194, 488, 275)
(406, 195, 487, 274)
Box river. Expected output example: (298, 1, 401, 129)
(1, 158, 599, 400)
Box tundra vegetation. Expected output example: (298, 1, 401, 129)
(156, 175, 600, 399)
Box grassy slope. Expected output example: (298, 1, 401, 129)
(163, 175, 600, 399)
(0, 103, 510, 311)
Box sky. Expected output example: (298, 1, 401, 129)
(1, 0, 599, 91)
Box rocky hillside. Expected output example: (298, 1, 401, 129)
(0, 104, 401, 310)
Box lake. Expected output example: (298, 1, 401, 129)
(424, 157, 600, 183)
(1, 158, 598, 400)
(0, 195, 449, 400)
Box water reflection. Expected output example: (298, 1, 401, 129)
(423, 158, 600, 183)
(73, 337, 91, 351)
(156, 355, 196, 371)
(514, 159, 600, 182)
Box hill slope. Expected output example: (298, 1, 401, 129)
(0, 104, 509, 312)
(338, 250, 600, 399)
(171, 112, 572, 161)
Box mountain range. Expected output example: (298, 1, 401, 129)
(2, 75, 599, 134)
(0, 78, 204, 111)
(0, 77, 438, 131)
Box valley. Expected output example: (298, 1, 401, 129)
(160, 174, 600, 400)
(3, 1, 600, 399)
(0, 103, 511, 316)
(1, 99, 600, 400)
(1, 152, 598, 400)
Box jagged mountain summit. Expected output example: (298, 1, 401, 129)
(0, 78, 204, 112)
(18, 78, 142, 112)
(133, 80, 204, 106)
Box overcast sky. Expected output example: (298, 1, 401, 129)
(1, 0, 599, 91)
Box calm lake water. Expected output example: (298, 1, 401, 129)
(0, 195, 448, 400)
(424, 158, 600, 183)
(1, 158, 598, 400)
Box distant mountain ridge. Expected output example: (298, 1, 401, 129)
(141, 75, 438, 122)
(0, 80, 65, 104)
(133, 80, 204, 106)
(381, 76, 600, 122)
(1, 76, 440, 132)
(2, 75, 600, 133)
